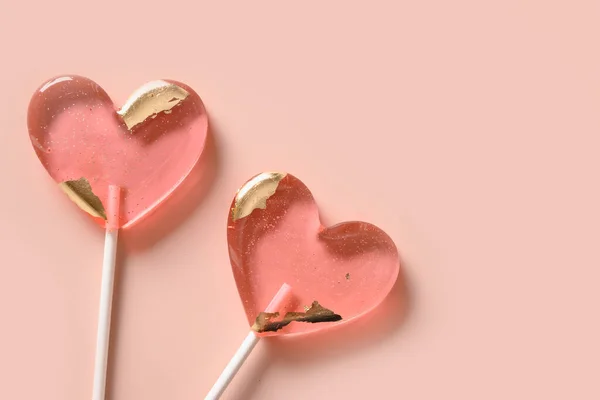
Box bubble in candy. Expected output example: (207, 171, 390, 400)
(227, 172, 400, 336)
(27, 75, 209, 228)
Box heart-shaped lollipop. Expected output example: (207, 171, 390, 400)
(27, 75, 208, 228)
(227, 172, 400, 336)
(206, 172, 400, 399)
(27, 75, 209, 400)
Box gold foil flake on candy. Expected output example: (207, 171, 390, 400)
(232, 172, 287, 221)
(117, 80, 189, 130)
(59, 178, 107, 220)
(251, 301, 342, 333)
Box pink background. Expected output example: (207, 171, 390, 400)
(1, 1, 599, 399)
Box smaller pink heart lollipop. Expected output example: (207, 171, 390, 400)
(27, 75, 208, 400)
(205, 172, 400, 399)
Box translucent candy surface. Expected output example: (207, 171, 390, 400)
(27, 75, 208, 228)
(227, 173, 400, 336)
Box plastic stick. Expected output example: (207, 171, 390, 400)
(205, 283, 293, 400)
(92, 185, 121, 400)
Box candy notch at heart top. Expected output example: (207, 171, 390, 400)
(27, 75, 208, 229)
(227, 172, 400, 337)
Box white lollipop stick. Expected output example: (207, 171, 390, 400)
(205, 283, 293, 400)
(92, 185, 121, 400)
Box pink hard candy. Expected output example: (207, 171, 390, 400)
(227, 172, 400, 336)
(27, 75, 208, 228)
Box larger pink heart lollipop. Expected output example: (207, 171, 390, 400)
(27, 75, 208, 400)
(27, 75, 208, 228)
(227, 172, 400, 337)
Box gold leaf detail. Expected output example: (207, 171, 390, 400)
(232, 172, 287, 221)
(59, 178, 106, 220)
(251, 301, 342, 333)
(117, 80, 189, 130)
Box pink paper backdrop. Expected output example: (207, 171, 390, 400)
(1, 1, 598, 399)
